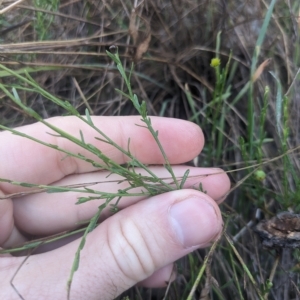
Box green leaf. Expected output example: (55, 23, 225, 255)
(106, 50, 119, 64)
(46, 187, 69, 193)
(64, 101, 80, 115)
(85, 108, 94, 125)
(269, 71, 283, 137)
(140, 101, 147, 117)
(79, 130, 85, 143)
(87, 143, 100, 153)
(19, 182, 35, 187)
(73, 252, 80, 271)
(180, 169, 190, 189)
(117, 64, 127, 81)
(250, 0, 277, 75)
(12, 87, 21, 103)
(132, 94, 140, 109)
(115, 88, 131, 100)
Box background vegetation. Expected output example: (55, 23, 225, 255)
(0, 0, 300, 299)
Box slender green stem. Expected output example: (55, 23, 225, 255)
(106, 50, 180, 189)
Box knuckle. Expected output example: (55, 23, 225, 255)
(108, 217, 157, 282)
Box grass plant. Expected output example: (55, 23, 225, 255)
(0, 49, 191, 298)
(33, 0, 59, 40)
(0, 0, 300, 299)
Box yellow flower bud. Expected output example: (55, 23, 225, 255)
(210, 58, 221, 68)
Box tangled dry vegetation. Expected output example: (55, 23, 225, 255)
(0, 0, 300, 299)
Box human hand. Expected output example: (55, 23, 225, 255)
(0, 116, 230, 299)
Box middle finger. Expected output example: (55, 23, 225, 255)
(13, 166, 230, 236)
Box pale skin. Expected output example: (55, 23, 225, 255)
(0, 116, 230, 299)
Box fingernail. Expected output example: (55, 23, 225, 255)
(169, 196, 221, 248)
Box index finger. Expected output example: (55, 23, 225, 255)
(0, 116, 204, 193)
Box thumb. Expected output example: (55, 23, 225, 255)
(73, 189, 223, 299)
(1, 190, 222, 300)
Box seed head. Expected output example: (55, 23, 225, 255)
(254, 170, 266, 181)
